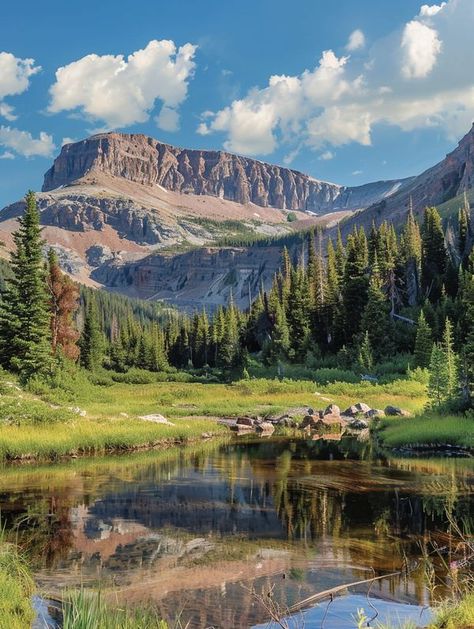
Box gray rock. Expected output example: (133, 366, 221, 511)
(138, 414, 175, 425)
(365, 409, 385, 418)
(236, 417, 254, 426)
(255, 422, 275, 435)
(323, 404, 340, 417)
(343, 405, 359, 417)
(355, 402, 371, 414)
(349, 418, 368, 430)
(384, 406, 410, 417)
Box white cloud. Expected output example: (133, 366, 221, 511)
(199, 0, 474, 156)
(0, 52, 40, 120)
(352, 170, 363, 176)
(419, 3, 446, 17)
(0, 151, 15, 160)
(318, 150, 335, 160)
(346, 29, 366, 51)
(401, 20, 442, 78)
(61, 137, 76, 146)
(49, 40, 197, 130)
(0, 126, 55, 158)
(155, 106, 180, 132)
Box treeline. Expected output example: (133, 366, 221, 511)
(0, 193, 473, 410)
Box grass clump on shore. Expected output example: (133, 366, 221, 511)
(0, 416, 226, 461)
(376, 414, 474, 450)
(0, 531, 35, 629)
(63, 590, 169, 629)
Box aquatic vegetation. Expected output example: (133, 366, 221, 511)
(62, 589, 169, 629)
(0, 529, 35, 629)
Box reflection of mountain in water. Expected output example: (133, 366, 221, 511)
(89, 473, 283, 538)
(1, 438, 472, 628)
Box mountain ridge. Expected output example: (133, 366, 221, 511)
(42, 132, 410, 214)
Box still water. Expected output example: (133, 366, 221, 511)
(1, 436, 472, 628)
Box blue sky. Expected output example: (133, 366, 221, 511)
(0, 0, 473, 208)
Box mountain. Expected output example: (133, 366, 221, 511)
(0, 126, 472, 309)
(338, 122, 474, 238)
(42, 132, 408, 213)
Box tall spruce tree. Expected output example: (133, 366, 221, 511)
(428, 343, 450, 409)
(421, 206, 447, 302)
(0, 191, 51, 380)
(414, 311, 433, 368)
(79, 296, 104, 371)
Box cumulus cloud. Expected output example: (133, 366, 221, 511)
(318, 150, 335, 160)
(401, 20, 442, 78)
(0, 52, 40, 120)
(346, 29, 366, 51)
(198, 0, 474, 156)
(155, 105, 180, 132)
(419, 3, 446, 17)
(49, 40, 197, 130)
(0, 126, 55, 158)
(0, 151, 15, 160)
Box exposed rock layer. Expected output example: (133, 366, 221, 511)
(43, 132, 409, 213)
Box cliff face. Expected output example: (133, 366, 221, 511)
(43, 132, 408, 213)
(92, 246, 283, 311)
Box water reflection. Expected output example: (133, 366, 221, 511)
(0, 437, 472, 628)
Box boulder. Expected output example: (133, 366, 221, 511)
(277, 417, 297, 428)
(138, 414, 175, 426)
(255, 422, 275, 435)
(355, 402, 371, 414)
(236, 417, 254, 427)
(384, 406, 410, 417)
(349, 418, 368, 430)
(230, 424, 254, 434)
(324, 404, 340, 417)
(300, 414, 320, 430)
(365, 409, 385, 419)
(343, 405, 359, 417)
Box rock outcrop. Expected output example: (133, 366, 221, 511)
(42, 132, 409, 214)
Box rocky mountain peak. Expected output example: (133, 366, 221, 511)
(42, 132, 408, 214)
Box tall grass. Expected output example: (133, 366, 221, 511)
(62, 590, 169, 629)
(0, 528, 35, 629)
(377, 415, 474, 450)
(0, 417, 227, 461)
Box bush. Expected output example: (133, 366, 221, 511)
(312, 368, 359, 385)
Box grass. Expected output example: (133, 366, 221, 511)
(0, 367, 430, 460)
(68, 377, 427, 420)
(0, 529, 35, 629)
(63, 590, 169, 629)
(430, 591, 474, 629)
(0, 416, 226, 461)
(376, 414, 474, 451)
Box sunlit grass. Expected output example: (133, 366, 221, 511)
(0, 528, 35, 629)
(0, 417, 226, 461)
(377, 415, 474, 450)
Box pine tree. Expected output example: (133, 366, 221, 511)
(428, 343, 449, 409)
(79, 296, 104, 371)
(358, 330, 373, 373)
(47, 248, 80, 361)
(442, 317, 458, 397)
(342, 228, 369, 343)
(286, 267, 310, 361)
(0, 191, 51, 380)
(360, 256, 393, 359)
(421, 206, 447, 302)
(414, 311, 433, 368)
